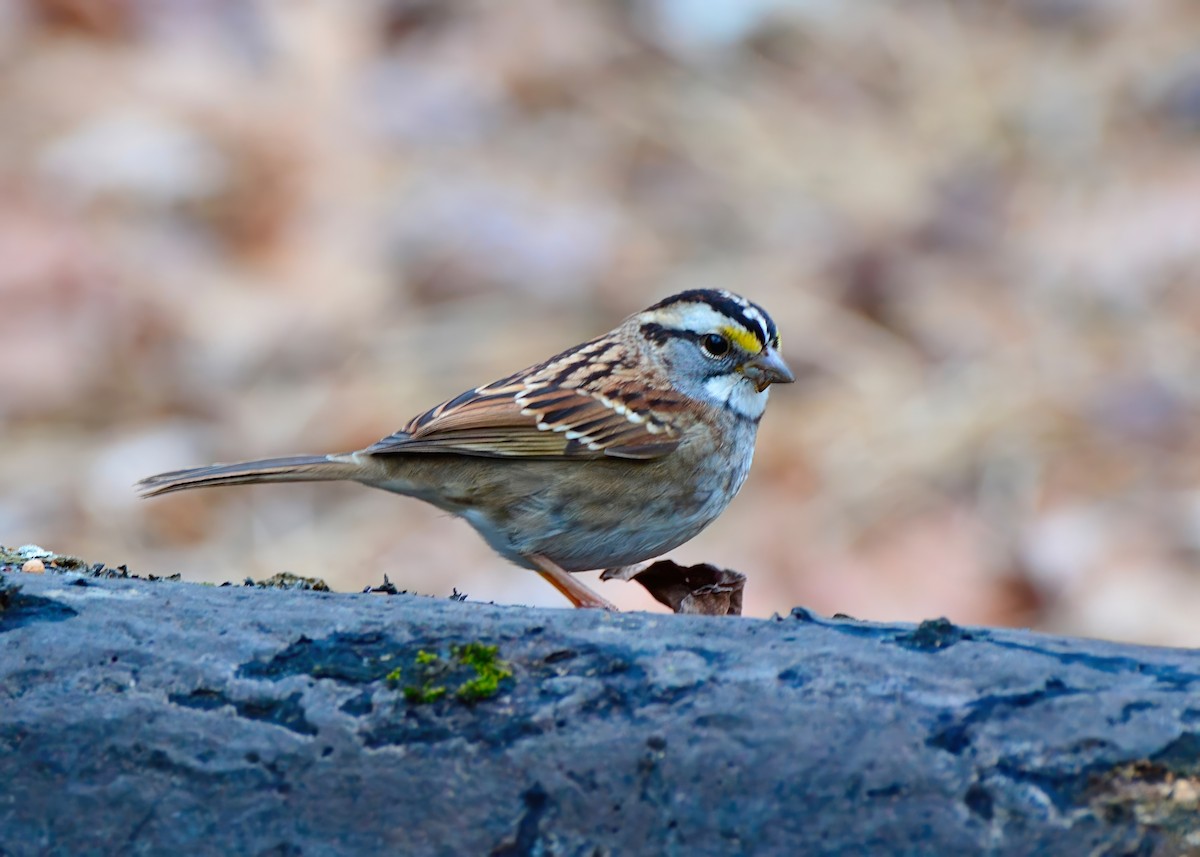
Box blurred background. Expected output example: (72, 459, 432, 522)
(2, 0, 1198, 643)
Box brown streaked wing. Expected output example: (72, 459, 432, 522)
(363, 370, 682, 461)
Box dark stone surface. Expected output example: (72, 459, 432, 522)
(1, 571, 1199, 856)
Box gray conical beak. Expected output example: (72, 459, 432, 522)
(742, 348, 795, 392)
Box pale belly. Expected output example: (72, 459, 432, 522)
(366, 420, 759, 573)
(462, 438, 755, 572)
(463, 489, 725, 571)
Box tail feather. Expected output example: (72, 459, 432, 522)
(137, 455, 359, 498)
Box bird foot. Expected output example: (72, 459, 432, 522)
(528, 554, 618, 611)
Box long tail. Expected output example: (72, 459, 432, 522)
(136, 454, 362, 498)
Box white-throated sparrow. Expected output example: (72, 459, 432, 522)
(139, 290, 793, 609)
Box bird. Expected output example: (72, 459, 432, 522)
(138, 289, 793, 610)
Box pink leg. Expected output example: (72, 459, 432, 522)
(527, 554, 618, 611)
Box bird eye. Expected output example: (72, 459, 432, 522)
(701, 333, 730, 357)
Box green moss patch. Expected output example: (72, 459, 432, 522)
(386, 643, 513, 705)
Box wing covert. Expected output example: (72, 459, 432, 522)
(363, 347, 683, 461)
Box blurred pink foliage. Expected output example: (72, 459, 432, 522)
(1, 0, 1198, 642)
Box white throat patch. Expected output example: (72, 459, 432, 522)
(703, 373, 769, 420)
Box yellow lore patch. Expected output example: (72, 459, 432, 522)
(721, 325, 764, 354)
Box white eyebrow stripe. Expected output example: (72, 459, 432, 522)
(648, 304, 756, 340)
(642, 291, 780, 351)
(715, 290, 771, 342)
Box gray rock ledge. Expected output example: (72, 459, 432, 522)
(1, 571, 1198, 856)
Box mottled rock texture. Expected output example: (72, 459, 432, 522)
(1, 571, 1198, 856)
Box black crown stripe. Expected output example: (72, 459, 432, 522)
(647, 289, 776, 347)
